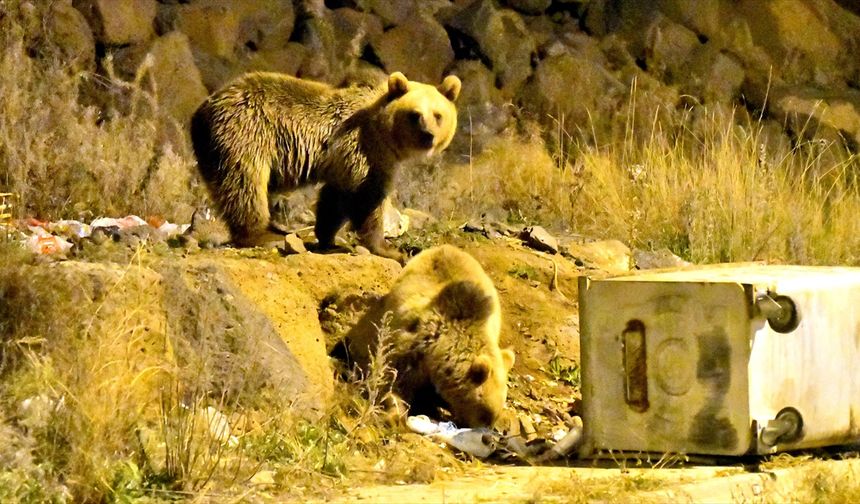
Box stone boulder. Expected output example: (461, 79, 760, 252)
(448, 0, 537, 95)
(172, 4, 241, 61)
(330, 7, 384, 63)
(769, 86, 860, 147)
(242, 43, 308, 78)
(361, 0, 417, 27)
(296, 9, 381, 85)
(73, 0, 156, 45)
(234, 0, 296, 53)
(521, 52, 626, 135)
(448, 59, 502, 107)
(644, 17, 701, 81)
(46, 0, 95, 72)
(146, 32, 209, 123)
(374, 15, 453, 84)
(686, 44, 745, 104)
(503, 0, 551, 15)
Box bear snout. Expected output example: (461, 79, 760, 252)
(418, 129, 435, 149)
(468, 404, 496, 428)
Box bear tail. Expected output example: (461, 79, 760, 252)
(434, 281, 494, 322)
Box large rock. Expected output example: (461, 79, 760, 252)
(521, 52, 626, 133)
(503, 0, 551, 15)
(374, 15, 453, 83)
(686, 44, 745, 103)
(296, 9, 380, 84)
(46, 0, 95, 72)
(146, 32, 209, 123)
(73, 0, 156, 45)
(173, 4, 241, 60)
(242, 43, 308, 78)
(644, 17, 701, 81)
(361, 0, 417, 27)
(732, 0, 845, 85)
(448, 0, 537, 94)
(769, 86, 860, 147)
(234, 0, 296, 53)
(330, 8, 384, 62)
(448, 59, 501, 107)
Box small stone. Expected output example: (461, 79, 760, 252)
(282, 233, 307, 254)
(402, 208, 435, 230)
(633, 248, 691, 270)
(521, 226, 558, 254)
(461, 221, 486, 234)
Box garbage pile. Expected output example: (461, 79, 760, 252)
(5, 215, 191, 256)
(406, 414, 584, 464)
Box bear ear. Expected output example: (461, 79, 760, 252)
(467, 355, 491, 385)
(438, 75, 461, 102)
(387, 72, 410, 97)
(434, 281, 493, 322)
(501, 348, 515, 371)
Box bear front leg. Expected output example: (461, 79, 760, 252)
(350, 200, 403, 262)
(314, 184, 349, 250)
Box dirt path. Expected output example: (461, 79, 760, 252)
(313, 459, 860, 503)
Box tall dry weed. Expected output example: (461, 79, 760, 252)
(425, 100, 860, 265)
(0, 1, 203, 222)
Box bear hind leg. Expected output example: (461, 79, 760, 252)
(219, 170, 278, 247)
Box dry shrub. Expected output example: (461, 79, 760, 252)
(409, 101, 860, 265)
(0, 1, 204, 222)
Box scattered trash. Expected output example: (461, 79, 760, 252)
(90, 215, 148, 230)
(536, 422, 584, 462)
(14, 213, 194, 255)
(18, 394, 66, 430)
(406, 414, 585, 462)
(406, 415, 496, 458)
(26, 226, 73, 255)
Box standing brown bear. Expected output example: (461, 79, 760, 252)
(190, 71, 461, 259)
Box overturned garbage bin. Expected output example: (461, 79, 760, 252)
(577, 264, 860, 458)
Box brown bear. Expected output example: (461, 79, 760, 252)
(343, 245, 515, 428)
(190, 71, 461, 259)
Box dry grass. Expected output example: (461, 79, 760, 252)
(0, 1, 203, 223)
(0, 248, 461, 501)
(427, 103, 860, 265)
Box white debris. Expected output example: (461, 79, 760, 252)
(90, 215, 147, 230)
(406, 415, 496, 458)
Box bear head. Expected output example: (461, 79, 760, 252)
(413, 280, 515, 428)
(383, 72, 460, 159)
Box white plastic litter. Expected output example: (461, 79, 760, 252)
(47, 219, 91, 238)
(90, 215, 148, 230)
(157, 221, 189, 238)
(406, 415, 497, 458)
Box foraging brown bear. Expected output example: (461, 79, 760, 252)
(190, 71, 461, 259)
(343, 245, 515, 428)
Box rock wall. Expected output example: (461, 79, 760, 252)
(31, 0, 860, 147)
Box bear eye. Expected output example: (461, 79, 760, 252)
(433, 112, 442, 122)
(408, 111, 422, 124)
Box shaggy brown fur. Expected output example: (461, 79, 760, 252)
(343, 245, 515, 428)
(190, 72, 460, 259)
